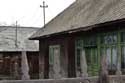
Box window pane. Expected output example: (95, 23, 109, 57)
(49, 47, 54, 65)
(101, 33, 117, 44)
(101, 48, 105, 55)
(84, 36, 96, 46)
(93, 49, 98, 64)
(76, 49, 81, 67)
(85, 48, 91, 64)
(106, 48, 112, 69)
(49, 45, 60, 65)
(76, 39, 83, 48)
(122, 46, 125, 68)
(112, 47, 117, 70)
(121, 32, 125, 42)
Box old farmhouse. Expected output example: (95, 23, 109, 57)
(0, 26, 39, 79)
(30, 0, 125, 79)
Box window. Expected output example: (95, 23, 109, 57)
(76, 49, 81, 68)
(49, 45, 60, 65)
(121, 46, 125, 69)
(85, 47, 98, 76)
(100, 33, 117, 74)
(75, 39, 83, 74)
(49, 45, 61, 78)
(104, 47, 117, 70)
(75, 31, 125, 75)
(121, 32, 125, 70)
(49, 46, 54, 65)
(84, 36, 97, 47)
(101, 33, 117, 44)
(75, 36, 99, 76)
(121, 32, 125, 43)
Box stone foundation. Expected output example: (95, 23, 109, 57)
(0, 75, 125, 83)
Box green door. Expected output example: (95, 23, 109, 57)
(85, 47, 99, 76)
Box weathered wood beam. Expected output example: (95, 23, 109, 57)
(39, 40, 49, 79)
(66, 36, 76, 77)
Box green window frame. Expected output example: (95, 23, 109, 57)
(75, 30, 125, 75)
(120, 32, 125, 71)
(49, 45, 61, 65)
(75, 35, 99, 76)
(75, 39, 83, 69)
(100, 32, 118, 73)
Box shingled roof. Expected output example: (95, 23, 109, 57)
(30, 0, 125, 39)
(0, 26, 39, 52)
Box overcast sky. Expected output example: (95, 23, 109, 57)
(0, 0, 75, 27)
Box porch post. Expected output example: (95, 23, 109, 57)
(63, 39, 69, 78)
(67, 36, 76, 77)
(80, 48, 88, 77)
(39, 54, 44, 79)
(39, 40, 48, 79)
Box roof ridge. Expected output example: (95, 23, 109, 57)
(0, 26, 40, 29)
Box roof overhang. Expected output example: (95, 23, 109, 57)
(29, 18, 125, 40)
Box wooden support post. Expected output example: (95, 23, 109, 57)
(39, 55, 44, 79)
(61, 39, 70, 78)
(14, 56, 19, 79)
(39, 56, 44, 79)
(39, 40, 48, 79)
(67, 37, 76, 77)
(39, 44, 44, 79)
